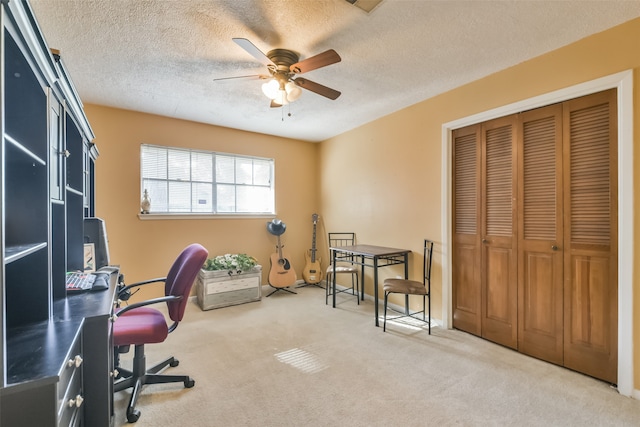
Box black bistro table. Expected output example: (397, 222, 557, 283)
(329, 244, 411, 326)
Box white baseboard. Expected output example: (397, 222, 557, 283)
(261, 279, 305, 292)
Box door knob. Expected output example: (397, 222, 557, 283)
(481, 239, 488, 244)
(551, 245, 558, 251)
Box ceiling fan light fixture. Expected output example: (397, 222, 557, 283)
(228, 38, 341, 110)
(263, 79, 301, 106)
(261, 79, 280, 99)
(285, 82, 302, 102)
(273, 89, 289, 106)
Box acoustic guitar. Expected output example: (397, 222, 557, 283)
(302, 213, 323, 285)
(268, 234, 297, 288)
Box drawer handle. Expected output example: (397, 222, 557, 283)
(67, 355, 83, 368)
(110, 369, 119, 378)
(67, 394, 84, 408)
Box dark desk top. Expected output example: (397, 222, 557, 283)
(2, 269, 118, 390)
(329, 244, 411, 257)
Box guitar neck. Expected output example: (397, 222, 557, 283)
(310, 222, 317, 262)
(277, 235, 284, 260)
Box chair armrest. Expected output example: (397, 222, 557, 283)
(115, 295, 183, 317)
(118, 277, 167, 299)
(120, 276, 167, 292)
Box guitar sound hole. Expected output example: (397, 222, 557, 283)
(279, 259, 291, 270)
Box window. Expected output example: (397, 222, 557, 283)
(141, 144, 274, 214)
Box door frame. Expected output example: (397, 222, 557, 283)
(441, 70, 633, 396)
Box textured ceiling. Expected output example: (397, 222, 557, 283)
(29, 0, 640, 142)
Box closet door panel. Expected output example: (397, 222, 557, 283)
(517, 105, 564, 363)
(568, 255, 610, 346)
(481, 117, 517, 349)
(452, 125, 482, 335)
(484, 248, 510, 320)
(563, 89, 617, 383)
(453, 243, 481, 333)
(519, 249, 563, 363)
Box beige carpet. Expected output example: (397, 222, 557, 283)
(114, 286, 640, 426)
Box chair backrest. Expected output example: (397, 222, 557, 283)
(328, 232, 355, 248)
(423, 239, 434, 285)
(164, 243, 209, 322)
(328, 233, 356, 262)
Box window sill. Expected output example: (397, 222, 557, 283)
(137, 213, 275, 220)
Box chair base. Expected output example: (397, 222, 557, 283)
(383, 293, 431, 334)
(325, 274, 360, 305)
(114, 344, 194, 423)
(325, 285, 360, 305)
(265, 285, 297, 297)
(383, 309, 432, 331)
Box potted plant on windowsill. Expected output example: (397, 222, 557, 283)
(196, 254, 262, 310)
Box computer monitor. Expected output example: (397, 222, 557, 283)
(84, 217, 110, 269)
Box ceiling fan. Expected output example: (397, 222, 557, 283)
(215, 38, 342, 108)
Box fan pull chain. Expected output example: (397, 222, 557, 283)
(278, 104, 293, 122)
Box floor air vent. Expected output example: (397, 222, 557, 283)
(345, 0, 384, 13)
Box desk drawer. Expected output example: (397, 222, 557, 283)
(57, 335, 83, 404)
(58, 333, 83, 427)
(58, 367, 83, 427)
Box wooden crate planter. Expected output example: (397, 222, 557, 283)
(196, 265, 262, 310)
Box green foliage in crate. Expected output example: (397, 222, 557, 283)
(203, 253, 258, 274)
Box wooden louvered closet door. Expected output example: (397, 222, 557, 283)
(517, 104, 564, 364)
(562, 90, 617, 383)
(481, 116, 518, 349)
(452, 117, 518, 348)
(452, 89, 617, 383)
(452, 125, 482, 336)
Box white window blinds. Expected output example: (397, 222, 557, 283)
(141, 144, 274, 214)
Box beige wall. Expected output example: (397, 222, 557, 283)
(86, 105, 320, 302)
(90, 17, 640, 392)
(320, 18, 640, 392)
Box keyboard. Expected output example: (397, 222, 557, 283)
(66, 272, 96, 292)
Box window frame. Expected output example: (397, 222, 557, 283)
(139, 143, 275, 217)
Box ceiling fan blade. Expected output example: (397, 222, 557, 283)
(213, 74, 269, 82)
(270, 100, 282, 108)
(294, 78, 341, 100)
(290, 49, 341, 74)
(232, 38, 275, 68)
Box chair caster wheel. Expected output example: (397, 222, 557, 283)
(126, 409, 141, 423)
(170, 359, 179, 367)
(185, 377, 195, 388)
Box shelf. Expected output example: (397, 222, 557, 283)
(66, 185, 83, 197)
(5, 242, 47, 264)
(2, 2, 102, 424)
(3, 133, 47, 166)
(3, 26, 48, 160)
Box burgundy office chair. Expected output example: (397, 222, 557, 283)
(113, 243, 208, 423)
